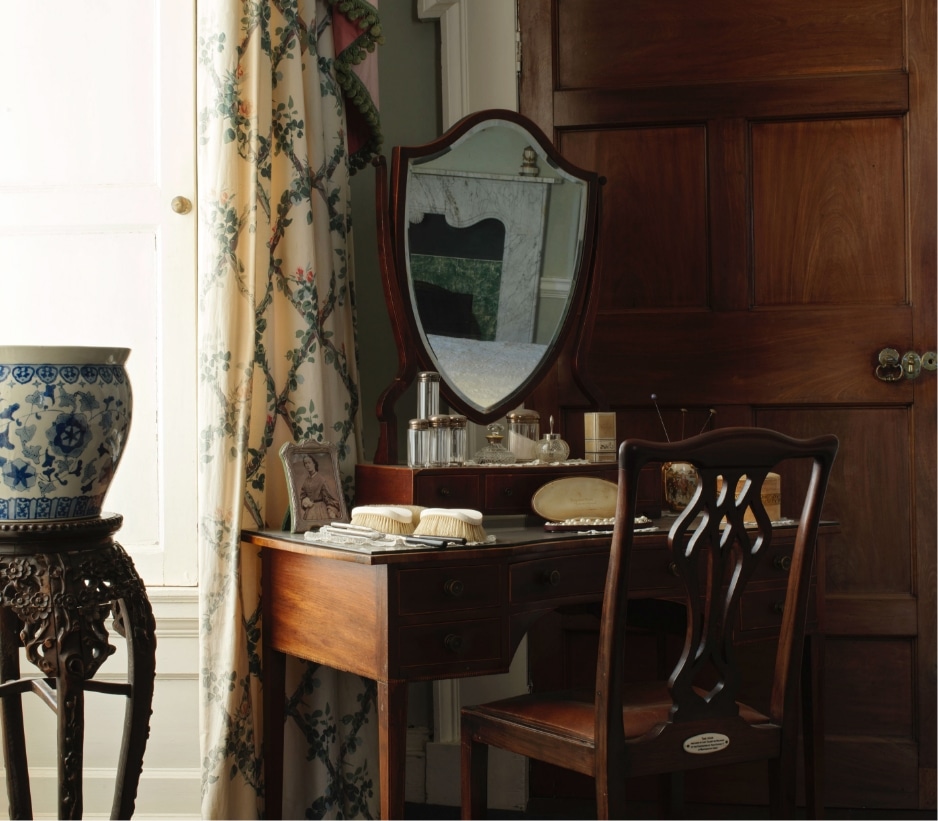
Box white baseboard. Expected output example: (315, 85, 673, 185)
(425, 739, 527, 811)
(407, 726, 430, 803)
(2, 767, 201, 820)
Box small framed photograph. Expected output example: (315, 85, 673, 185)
(279, 440, 348, 533)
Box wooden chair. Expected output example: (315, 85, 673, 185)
(461, 427, 838, 819)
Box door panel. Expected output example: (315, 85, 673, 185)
(752, 118, 907, 304)
(555, 0, 903, 88)
(520, 0, 935, 809)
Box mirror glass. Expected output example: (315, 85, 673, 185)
(401, 115, 590, 415)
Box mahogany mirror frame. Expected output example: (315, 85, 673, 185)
(371, 109, 603, 465)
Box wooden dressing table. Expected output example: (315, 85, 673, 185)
(247, 518, 827, 819)
(268, 110, 828, 817)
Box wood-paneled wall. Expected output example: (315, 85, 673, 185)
(520, 0, 935, 810)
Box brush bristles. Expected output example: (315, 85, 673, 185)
(413, 508, 487, 542)
(350, 505, 419, 535)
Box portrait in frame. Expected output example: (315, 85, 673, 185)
(279, 440, 348, 533)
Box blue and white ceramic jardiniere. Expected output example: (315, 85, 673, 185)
(0, 346, 132, 522)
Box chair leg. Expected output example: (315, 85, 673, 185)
(110, 593, 157, 820)
(656, 771, 684, 819)
(57, 671, 85, 820)
(0, 608, 32, 819)
(802, 632, 825, 819)
(460, 715, 489, 820)
(768, 749, 797, 820)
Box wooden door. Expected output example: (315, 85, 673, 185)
(520, 0, 935, 811)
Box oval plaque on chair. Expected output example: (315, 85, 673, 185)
(682, 732, 731, 754)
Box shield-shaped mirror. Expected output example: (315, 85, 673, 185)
(372, 110, 602, 464)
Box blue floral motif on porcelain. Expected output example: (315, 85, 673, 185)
(0, 347, 132, 521)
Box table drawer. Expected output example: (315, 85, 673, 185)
(396, 564, 501, 616)
(396, 617, 503, 673)
(413, 474, 481, 508)
(510, 552, 608, 604)
(750, 542, 800, 582)
(630, 545, 683, 593)
(485, 473, 563, 512)
(739, 584, 817, 633)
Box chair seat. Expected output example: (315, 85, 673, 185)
(463, 681, 771, 744)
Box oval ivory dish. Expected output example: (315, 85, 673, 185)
(531, 476, 618, 522)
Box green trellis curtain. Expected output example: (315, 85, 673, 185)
(196, 1, 382, 817)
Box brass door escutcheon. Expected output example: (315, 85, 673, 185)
(876, 348, 937, 381)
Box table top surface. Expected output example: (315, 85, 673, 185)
(242, 516, 819, 567)
(244, 521, 613, 564)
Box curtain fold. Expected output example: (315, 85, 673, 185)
(196, 2, 381, 817)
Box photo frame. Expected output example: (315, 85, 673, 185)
(279, 440, 348, 533)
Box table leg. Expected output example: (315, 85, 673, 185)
(377, 679, 409, 820)
(263, 639, 286, 819)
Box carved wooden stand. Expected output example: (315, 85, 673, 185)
(0, 514, 156, 819)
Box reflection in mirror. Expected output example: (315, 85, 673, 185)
(404, 117, 588, 414)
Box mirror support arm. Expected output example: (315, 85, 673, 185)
(372, 155, 415, 464)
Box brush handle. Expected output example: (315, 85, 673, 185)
(401, 535, 467, 548)
(322, 522, 384, 539)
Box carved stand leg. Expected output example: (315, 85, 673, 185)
(0, 607, 31, 819)
(58, 671, 85, 819)
(0, 518, 156, 820)
(109, 590, 157, 820)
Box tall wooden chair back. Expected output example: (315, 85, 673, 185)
(461, 426, 838, 819)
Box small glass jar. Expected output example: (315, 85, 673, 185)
(449, 414, 468, 465)
(428, 414, 453, 467)
(536, 432, 570, 463)
(474, 423, 516, 465)
(417, 371, 440, 420)
(506, 410, 540, 463)
(407, 418, 430, 468)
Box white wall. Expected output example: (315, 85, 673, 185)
(0, 3, 517, 816)
(0, 2, 201, 816)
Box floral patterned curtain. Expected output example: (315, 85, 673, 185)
(196, 1, 382, 817)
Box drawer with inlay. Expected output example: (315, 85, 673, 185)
(395, 564, 502, 616)
(413, 473, 482, 508)
(738, 582, 817, 634)
(510, 552, 608, 604)
(394, 617, 505, 677)
(749, 542, 801, 582)
(629, 545, 685, 593)
(485, 472, 570, 511)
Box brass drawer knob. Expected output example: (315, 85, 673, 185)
(773, 601, 785, 614)
(443, 578, 464, 598)
(444, 633, 463, 654)
(538, 569, 561, 587)
(438, 487, 451, 497)
(773, 555, 792, 572)
(668, 561, 680, 577)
